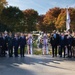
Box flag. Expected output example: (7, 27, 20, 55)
(66, 8, 71, 31)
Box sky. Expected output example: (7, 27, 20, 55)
(6, 0, 75, 15)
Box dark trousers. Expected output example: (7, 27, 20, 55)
(67, 46, 72, 57)
(0, 47, 2, 56)
(72, 46, 75, 57)
(60, 46, 65, 58)
(52, 46, 57, 57)
(1, 46, 6, 57)
(20, 46, 25, 57)
(8, 46, 13, 57)
(14, 46, 18, 57)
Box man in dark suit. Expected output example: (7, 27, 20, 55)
(8, 33, 13, 57)
(59, 33, 67, 58)
(50, 31, 59, 57)
(4, 31, 8, 52)
(13, 33, 19, 57)
(72, 32, 75, 57)
(0, 33, 2, 57)
(66, 32, 73, 58)
(1, 33, 7, 57)
(19, 33, 26, 57)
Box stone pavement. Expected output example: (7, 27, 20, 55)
(0, 55, 75, 75)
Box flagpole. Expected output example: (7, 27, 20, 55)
(66, 6, 70, 31)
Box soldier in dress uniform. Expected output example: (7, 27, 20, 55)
(42, 33, 48, 55)
(27, 34, 33, 55)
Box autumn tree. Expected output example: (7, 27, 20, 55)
(56, 8, 75, 31)
(23, 9, 38, 32)
(0, 0, 7, 14)
(0, 0, 7, 31)
(55, 9, 66, 31)
(43, 7, 61, 32)
(69, 8, 75, 31)
(36, 15, 45, 31)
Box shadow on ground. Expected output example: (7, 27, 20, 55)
(0, 55, 75, 75)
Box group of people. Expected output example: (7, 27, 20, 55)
(0, 32, 27, 57)
(50, 30, 75, 58)
(0, 30, 75, 58)
(0, 31, 49, 57)
(36, 33, 49, 55)
(36, 30, 75, 58)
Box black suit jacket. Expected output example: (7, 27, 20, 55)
(13, 37, 19, 47)
(59, 36, 67, 47)
(50, 34, 59, 46)
(19, 36, 26, 47)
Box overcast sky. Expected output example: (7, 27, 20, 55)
(6, 0, 75, 15)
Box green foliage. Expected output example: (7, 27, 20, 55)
(33, 41, 37, 48)
(0, 0, 7, 14)
(0, 6, 24, 32)
(33, 50, 42, 55)
(23, 9, 38, 32)
(55, 9, 66, 30)
(0, 5, 75, 32)
(0, 22, 8, 32)
(0, 0, 7, 32)
(18, 46, 27, 54)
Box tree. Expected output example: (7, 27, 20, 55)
(0, 22, 8, 32)
(43, 7, 61, 32)
(0, 6, 24, 32)
(36, 15, 45, 31)
(0, 0, 7, 32)
(23, 9, 38, 32)
(55, 9, 66, 31)
(0, 0, 7, 14)
(69, 8, 75, 31)
(56, 8, 75, 31)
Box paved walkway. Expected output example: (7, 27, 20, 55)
(0, 55, 75, 75)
